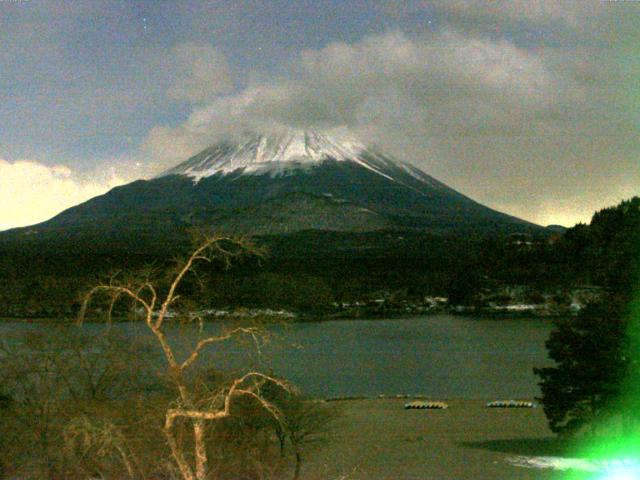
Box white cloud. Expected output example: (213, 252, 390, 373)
(139, 22, 635, 227)
(140, 124, 218, 173)
(2, 1, 633, 230)
(167, 42, 233, 104)
(145, 30, 564, 153)
(0, 159, 125, 231)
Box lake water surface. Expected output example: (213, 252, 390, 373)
(0, 315, 555, 399)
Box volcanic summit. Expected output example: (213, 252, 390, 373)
(14, 129, 540, 237)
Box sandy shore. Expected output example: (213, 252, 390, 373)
(304, 399, 564, 480)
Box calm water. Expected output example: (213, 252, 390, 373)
(0, 315, 555, 399)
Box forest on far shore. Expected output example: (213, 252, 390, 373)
(0, 197, 638, 319)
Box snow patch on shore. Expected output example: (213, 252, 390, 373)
(507, 455, 640, 475)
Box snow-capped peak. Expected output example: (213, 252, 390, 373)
(160, 129, 399, 181)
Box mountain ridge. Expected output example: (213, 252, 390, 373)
(6, 129, 542, 239)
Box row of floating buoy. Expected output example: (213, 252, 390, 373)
(486, 400, 536, 408)
(404, 401, 448, 410)
(403, 400, 536, 410)
(322, 396, 535, 409)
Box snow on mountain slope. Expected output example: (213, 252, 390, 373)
(12, 128, 541, 238)
(160, 129, 405, 182)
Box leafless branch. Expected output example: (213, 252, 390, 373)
(76, 235, 282, 480)
(78, 285, 151, 326)
(180, 327, 261, 370)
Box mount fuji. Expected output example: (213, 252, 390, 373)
(11, 130, 541, 242)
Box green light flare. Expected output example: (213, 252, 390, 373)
(563, 287, 640, 480)
(597, 462, 640, 480)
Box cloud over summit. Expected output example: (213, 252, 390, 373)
(2, 0, 637, 229)
(141, 18, 630, 227)
(146, 28, 566, 159)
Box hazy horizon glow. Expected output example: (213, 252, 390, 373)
(1, 0, 638, 230)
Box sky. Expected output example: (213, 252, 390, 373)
(0, 0, 638, 230)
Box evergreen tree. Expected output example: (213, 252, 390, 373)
(534, 300, 628, 434)
(535, 197, 640, 435)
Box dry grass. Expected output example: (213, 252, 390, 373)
(304, 399, 565, 480)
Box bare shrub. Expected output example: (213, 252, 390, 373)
(0, 235, 336, 479)
(0, 327, 160, 479)
(79, 235, 296, 480)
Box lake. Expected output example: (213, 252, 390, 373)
(0, 315, 555, 399)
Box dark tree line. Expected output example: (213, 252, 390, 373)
(0, 226, 577, 317)
(535, 197, 640, 436)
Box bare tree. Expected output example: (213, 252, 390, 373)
(78, 235, 292, 480)
(0, 327, 161, 479)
